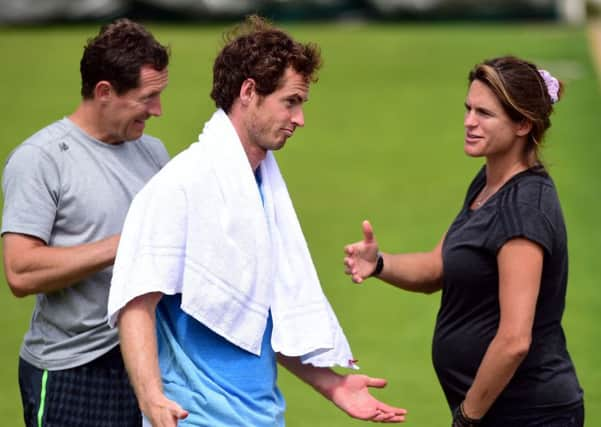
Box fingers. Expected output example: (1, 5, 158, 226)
(371, 408, 408, 423)
(173, 405, 189, 420)
(372, 410, 393, 422)
(365, 379, 410, 419)
(343, 221, 377, 284)
(163, 397, 188, 420)
(345, 260, 364, 283)
(362, 219, 374, 243)
(344, 257, 361, 279)
(147, 397, 189, 427)
(366, 376, 388, 389)
(160, 409, 188, 427)
(344, 244, 355, 256)
(343, 246, 364, 283)
(377, 404, 408, 416)
(380, 414, 407, 423)
(343, 257, 352, 273)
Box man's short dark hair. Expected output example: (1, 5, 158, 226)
(80, 18, 170, 99)
(211, 15, 322, 113)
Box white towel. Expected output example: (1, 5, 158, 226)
(108, 109, 356, 368)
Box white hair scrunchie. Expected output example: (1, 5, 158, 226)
(538, 69, 559, 104)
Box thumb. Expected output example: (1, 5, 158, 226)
(366, 376, 388, 389)
(362, 220, 375, 244)
(169, 401, 189, 419)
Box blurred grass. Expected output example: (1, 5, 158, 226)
(0, 21, 599, 426)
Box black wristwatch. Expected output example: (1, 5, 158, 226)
(370, 252, 384, 277)
(452, 402, 481, 427)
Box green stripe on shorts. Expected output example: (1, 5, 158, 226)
(37, 370, 48, 427)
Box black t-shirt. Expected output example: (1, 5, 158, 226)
(432, 166, 583, 417)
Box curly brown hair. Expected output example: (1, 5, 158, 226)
(80, 19, 170, 99)
(211, 15, 322, 113)
(468, 56, 563, 166)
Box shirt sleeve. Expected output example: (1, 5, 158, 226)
(142, 135, 171, 169)
(491, 202, 554, 255)
(1, 145, 60, 243)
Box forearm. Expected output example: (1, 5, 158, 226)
(377, 251, 443, 294)
(277, 354, 342, 399)
(3, 233, 119, 296)
(461, 238, 542, 419)
(118, 292, 164, 412)
(462, 333, 530, 418)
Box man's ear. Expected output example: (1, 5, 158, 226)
(516, 119, 533, 137)
(239, 78, 256, 106)
(94, 81, 113, 102)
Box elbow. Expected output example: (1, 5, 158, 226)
(5, 271, 34, 298)
(8, 284, 31, 298)
(420, 271, 443, 294)
(421, 260, 443, 294)
(513, 339, 531, 361)
(499, 333, 531, 361)
(421, 280, 443, 294)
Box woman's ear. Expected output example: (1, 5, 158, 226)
(516, 119, 533, 137)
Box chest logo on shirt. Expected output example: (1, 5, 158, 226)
(59, 142, 69, 152)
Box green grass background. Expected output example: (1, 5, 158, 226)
(0, 21, 599, 426)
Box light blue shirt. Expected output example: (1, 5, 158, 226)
(156, 295, 285, 426)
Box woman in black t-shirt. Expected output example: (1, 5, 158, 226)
(343, 56, 584, 426)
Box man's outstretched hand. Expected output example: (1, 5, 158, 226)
(328, 373, 407, 423)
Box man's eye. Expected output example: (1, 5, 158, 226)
(141, 94, 157, 103)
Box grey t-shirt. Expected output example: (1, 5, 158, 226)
(2, 117, 170, 370)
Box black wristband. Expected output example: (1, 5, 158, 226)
(370, 252, 384, 277)
(452, 402, 481, 427)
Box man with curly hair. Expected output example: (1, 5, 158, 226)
(109, 15, 407, 427)
(2, 19, 170, 426)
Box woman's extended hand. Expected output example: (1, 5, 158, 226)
(344, 220, 380, 283)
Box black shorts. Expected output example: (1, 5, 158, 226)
(19, 346, 141, 427)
